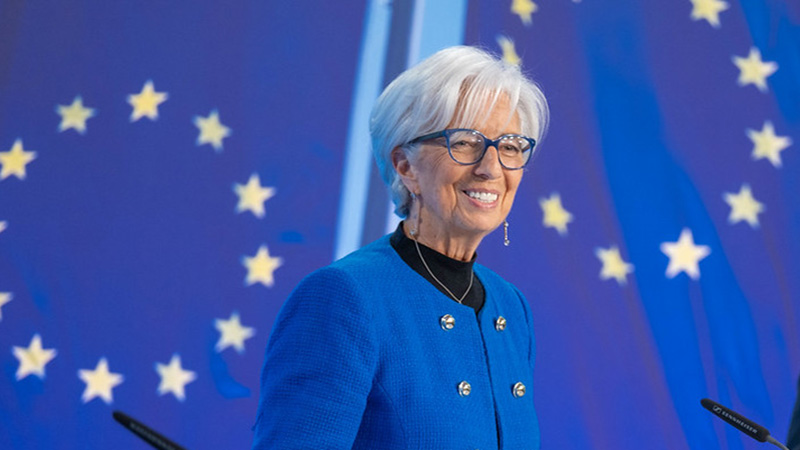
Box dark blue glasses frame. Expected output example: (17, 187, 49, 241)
(409, 128, 536, 170)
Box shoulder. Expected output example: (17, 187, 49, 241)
(267, 241, 398, 353)
(267, 237, 408, 352)
(328, 235, 399, 277)
(284, 235, 399, 310)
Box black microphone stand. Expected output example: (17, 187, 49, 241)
(701, 398, 790, 450)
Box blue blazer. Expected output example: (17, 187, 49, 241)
(252, 236, 539, 449)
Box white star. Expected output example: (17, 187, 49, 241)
(732, 47, 778, 92)
(12, 334, 57, 380)
(193, 110, 231, 152)
(497, 35, 521, 66)
(215, 312, 256, 353)
(56, 96, 96, 134)
(0, 139, 37, 180)
(155, 354, 196, 401)
(540, 193, 573, 236)
(723, 184, 765, 228)
(0, 292, 12, 321)
(0, 221, 7, 234)
(234, 174, 276, 218)
(128, 80, 168, 122)
(511, 0, 538, 26)
(242, 245, 283, 287)
(78, 358, 124, 404)
(747, 121, 792, 168)
(595, 246, 634, 285)
(660, 228, 711, 280)
(689, 0, 729, 28)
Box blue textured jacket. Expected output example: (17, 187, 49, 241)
(252, 236, 539, 449)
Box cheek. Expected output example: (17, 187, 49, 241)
(427, 172, 461, 208)
(504, 174, 523, 201)
(417, 156, 459, 196)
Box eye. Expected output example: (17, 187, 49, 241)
(500, 143, 522, 154)
(450, 139, 471, 149)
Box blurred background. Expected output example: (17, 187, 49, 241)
(1, 0, 798, 448)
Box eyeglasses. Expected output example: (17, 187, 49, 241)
(408, 128, 536, 170)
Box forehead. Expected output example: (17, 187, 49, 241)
(448, 94, 521, 135)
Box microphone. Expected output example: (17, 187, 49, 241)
(701, 398, 789, 450)
(112, 410, 187, 450)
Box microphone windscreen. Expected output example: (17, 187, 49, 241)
(112, 410, 186, 450)
(701, 398, 770, 443)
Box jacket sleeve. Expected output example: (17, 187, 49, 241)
(513, 285, 536, 374)
(252, 267, 379, 449)
(515, 285, 540, 449)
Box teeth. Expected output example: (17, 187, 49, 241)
(467, 191, 498, 203)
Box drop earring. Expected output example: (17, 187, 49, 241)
(409, 192, 419, 238)
(503, 220, 510, 247)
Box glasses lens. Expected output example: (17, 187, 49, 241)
(497, 135, 533, 169)
(446, 130, 485, 164)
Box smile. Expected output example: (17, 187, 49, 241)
(465, 190, 499, 203)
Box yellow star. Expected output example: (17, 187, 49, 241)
(540, 193, 573, 236)
(511, 0, 538, 26)
(56, 96, 96, 134)
(234, 173, 276, 218)
(215, 312, 256, 353)
(723, 184, 765, 228)
(595, 246, 634, 285)
(660, 228, 710, 280)
(78, 358, 124, 404)
(689, 0, 729, 28)
(0, 292, 12, 321)
(127, 80, 168, 122)
(0, 139, 37, 180)
(243, 245, 283, 287)
(497, 35, 521, 66)
(747, 121, 792, 168)
(732, 47, 778, 92)
(13, 334, 57, 380)
(155, 354, 196, 401)
(193, 109, 231, 152)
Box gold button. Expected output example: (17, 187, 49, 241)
(495, 316, 507, 331)
(513, 382, 526, 398)
(440, 314, 455, 330)
(458, 381, 472, 397)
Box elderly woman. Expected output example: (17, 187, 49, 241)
(252, 46, 549, 449)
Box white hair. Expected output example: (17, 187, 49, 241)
(369, 45, 549, 218)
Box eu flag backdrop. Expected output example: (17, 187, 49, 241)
(1, 1, 798, 448)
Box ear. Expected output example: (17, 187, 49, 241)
(391, 146, 419, 194)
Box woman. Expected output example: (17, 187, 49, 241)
(252, 46, 549, 449)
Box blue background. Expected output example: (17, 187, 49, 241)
(0, 1, 798, 448)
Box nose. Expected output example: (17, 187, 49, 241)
(473, 145, 503, 179)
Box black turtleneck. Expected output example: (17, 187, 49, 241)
(389, 222, 485, 314)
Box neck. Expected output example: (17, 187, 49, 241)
(403, 221, 481, 262)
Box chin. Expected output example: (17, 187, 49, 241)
(458, 216, 503, 236)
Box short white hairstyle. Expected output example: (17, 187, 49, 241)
(369, 45, 549, 218)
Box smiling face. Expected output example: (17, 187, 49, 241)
(394, 96, 524, 256)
